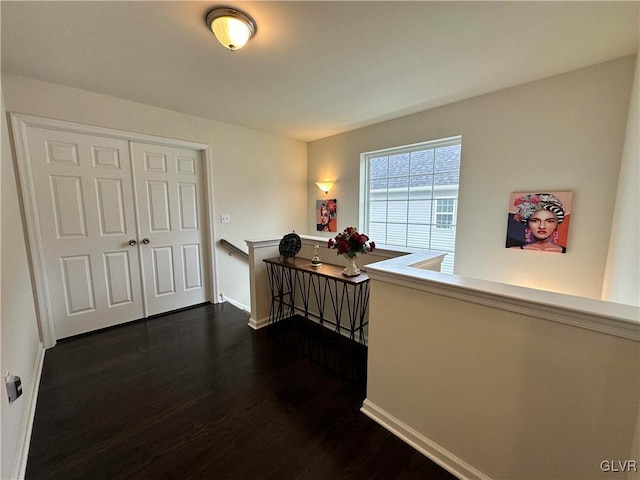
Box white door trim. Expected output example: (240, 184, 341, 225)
(10, 113, 218, 348)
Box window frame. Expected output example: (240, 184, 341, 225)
(359, 135, 462, 272)
(435, 197, 457, 230)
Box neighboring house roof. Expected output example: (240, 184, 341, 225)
(370, 144, 461, 189)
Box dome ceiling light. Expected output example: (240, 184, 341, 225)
(206, 6, 257, 51)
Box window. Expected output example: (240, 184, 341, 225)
(361, 136, 461, 274)
(435, 198, 456, 229)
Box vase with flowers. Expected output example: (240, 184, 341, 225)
(327, 227, 375, 276)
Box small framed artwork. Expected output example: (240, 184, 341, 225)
(506, 191, 573, 253)
(316, 199, 337, 232)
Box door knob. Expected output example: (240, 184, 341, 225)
(142, 238, 150, 245)
(128, 239, 137, 246)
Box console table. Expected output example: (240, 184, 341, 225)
(263, 256, 370, 346)
(263, 256, 370, 380)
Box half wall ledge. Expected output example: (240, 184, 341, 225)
(365, 253, 640, 342)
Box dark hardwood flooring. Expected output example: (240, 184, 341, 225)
(26, 303, 457, 480)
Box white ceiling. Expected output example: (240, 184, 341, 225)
(1, 1, 638, 142)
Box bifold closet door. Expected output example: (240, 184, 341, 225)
(26, 127, 144, 339)
(131, 143, 208, 316)
(22, 126, 209, 340)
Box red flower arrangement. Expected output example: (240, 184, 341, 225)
(327, 227, 375, 259)
(513, 194, 542, 223)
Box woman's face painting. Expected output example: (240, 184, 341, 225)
(320, 207, 330, 225)
(527, 210, 558, 240)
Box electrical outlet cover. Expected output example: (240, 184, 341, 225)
(5, 374, 22, 403)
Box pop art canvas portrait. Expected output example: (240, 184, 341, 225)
(506, 191, 573, 253)
(316, 199, 337, 232)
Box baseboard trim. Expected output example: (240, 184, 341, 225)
(248, 316, 270, 330)
(360, 399, 491, 480)
(219, 295, 250, 314)
(12, 342, 45, 480)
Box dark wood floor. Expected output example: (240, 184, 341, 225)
(26, 303, 457, 480)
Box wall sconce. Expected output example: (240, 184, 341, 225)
(315, 181, 335, 195)
(206, 7, 257, 51)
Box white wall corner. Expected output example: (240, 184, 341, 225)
(248, 316, 270, 330)
(602, 54, 640, 306)
(245, 239, 280, 324)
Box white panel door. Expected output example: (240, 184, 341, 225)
(132, 143, 208, 316)
(26, 127, 144, 339)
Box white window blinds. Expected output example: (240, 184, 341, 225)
(361, 136, 461, 274)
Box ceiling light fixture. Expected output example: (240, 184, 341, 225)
(206, 7, 257, 51)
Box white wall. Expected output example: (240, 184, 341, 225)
(603, 56, 640, 306)
(1, 83, 43, 480)
(2, 74, 308, 311)
(365, 277, 639, 480)
(308, 56, 637, 300)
